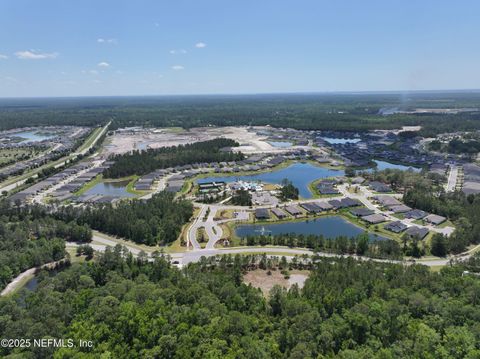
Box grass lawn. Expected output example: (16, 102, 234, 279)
(125, 175, 150, 196)
(438, 219, 454, 228)
(197, 227, 208, 248)
(73, 174, 103, 196)
(0, 148, 35, 166)
(429, 265, 444, 272)
(66, 247, 89, 264)
(308, 179, 343, 199)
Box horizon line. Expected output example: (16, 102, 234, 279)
(1, 88, 480, 100)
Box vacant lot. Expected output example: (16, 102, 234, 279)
(243, 269, 309, 296)
(0, 148, 34, 167)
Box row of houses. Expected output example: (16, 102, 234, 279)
(463, 163, 480, 195)
(254, 197, 362, 220)
(350, 206, 431, 239)
(8, 161, 107, 204)
(373, 195, 447, 225)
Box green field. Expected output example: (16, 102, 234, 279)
(0, 148, 35, 166)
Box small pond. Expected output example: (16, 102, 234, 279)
(235, 216, 387, 241)
(85, 180, 135, 197)
(373, 160, 421, 172)
(268, 141, 293, 148)
(15, 131, 55, 143)
(322, 137, 361, 144)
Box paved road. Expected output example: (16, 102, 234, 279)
(446, 165, 459, 192)
(70, 236, 461, 268)
(187, 205, 208, 249)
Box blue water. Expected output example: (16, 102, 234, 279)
(85, 180, 134, 197)
(235, 216, 386, 240)
(373, 160, 421, 172)
(323, 137, 361, 144)
(137, 142, 148, 150)
(15, 131, 54, 143)
(268, 141, 293, 148)
(197, 162, 343, 198)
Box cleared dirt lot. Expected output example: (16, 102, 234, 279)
(243, 269, 309, 296)
(104, 126, 305, 156)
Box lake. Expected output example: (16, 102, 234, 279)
(15, 131, 54, 143)
(268, 141, 293, 148)
(323, 137, 361, 144)
(235, 216, 386, 240)
(197, 162, 344, 198)
(85, 180, 135, 197)
(373, 160, 421, 172)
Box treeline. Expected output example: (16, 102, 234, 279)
(360, 168, 445, 193)
(56, 192, 193, 245)
(1, 94, 480, 135)
(0, 201, 91, 290)
(430, 138, 480, 154)
(239, 232, 402, 259)
(2, 247, 480, 357)
(104, 138, 243, 178)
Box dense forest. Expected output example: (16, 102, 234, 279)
(0, 201, 91, 291)
(104, 138, 243, 178)
(430, 138, 480, 154)
(56, 192, 193, 245)
(1, 247, 480, 358)
(1, 93, 480, 135)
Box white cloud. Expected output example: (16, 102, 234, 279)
(169, 49, 187, 55)
(97, 62, 110, 68)
(0, 54, 8, 60)
(171, 65, 184, 71)
(15, 50, 58, 60)
(97, 38, 117, 44)
(195, 42, 206, 48)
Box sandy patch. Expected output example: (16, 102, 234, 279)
(104, 126, 302, 156)
(243, 269, 309, 296)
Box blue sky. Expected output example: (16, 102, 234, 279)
(0, 0, 479, 97)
